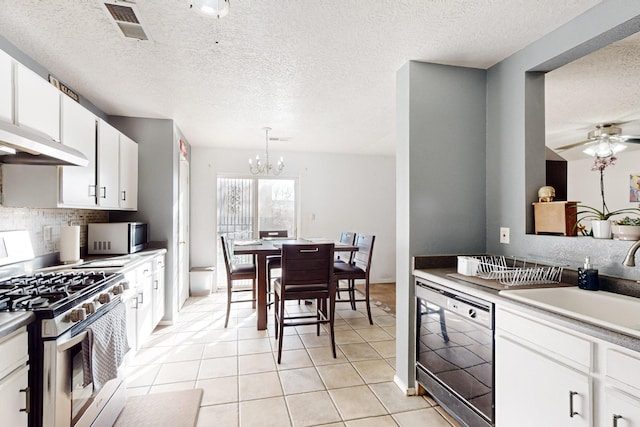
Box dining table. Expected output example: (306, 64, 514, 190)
(233, 238, 358, 330)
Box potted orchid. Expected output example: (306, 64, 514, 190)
(577, 155, 640, 238)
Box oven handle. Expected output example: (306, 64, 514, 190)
(58, 330, 88, 352)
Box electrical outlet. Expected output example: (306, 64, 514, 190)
(500, 227, 510, 244)
(43, 226, 52, 242)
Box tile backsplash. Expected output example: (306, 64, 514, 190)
(0, 166, 108, 256)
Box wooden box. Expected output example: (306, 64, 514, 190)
(533, 201, 579, 236)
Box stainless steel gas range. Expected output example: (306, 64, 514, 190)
(0, 230, 130, 427)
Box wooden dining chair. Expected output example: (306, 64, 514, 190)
(259, 230, 289, 305)
(334, 233, 375, 324)
(220, 235, 257, 328)
(274, 243, 336, 363)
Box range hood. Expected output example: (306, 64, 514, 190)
(0, 121, 89, 166)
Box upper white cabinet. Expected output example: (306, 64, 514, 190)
(119, 134, 138, 210)
(59, 95, 97, 206)
(97, 119, 120, 208)
(0, 50, 12, 123)
(15, 63, 60, 142)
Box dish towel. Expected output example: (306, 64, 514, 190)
(82, 302, 130, 390)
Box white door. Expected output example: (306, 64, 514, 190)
(178, 159, 190, 310)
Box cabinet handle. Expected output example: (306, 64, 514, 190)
(121, 190, 127, 201)
(613, 414, 623, 427)
(89, 185, 96, 197)
(154, 279, 159, 290)
(569, 391, 578, 418)
(138, 292, 144, 305)
(99, 186, 107, 199)
(20, 386, 30, 413)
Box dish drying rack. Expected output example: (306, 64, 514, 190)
(457, 255, 564, 287)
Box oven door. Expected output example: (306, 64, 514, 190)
(42, 329, 126, 427)
(415, 280, 494, 426)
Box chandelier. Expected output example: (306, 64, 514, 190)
(189, 0, 230, 18)
(249, 127, 284, 176)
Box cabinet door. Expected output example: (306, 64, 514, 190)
(0, 50, 12, 123)
(59, 96, 96, 206)
(119, 134, 138, 210)
(604, 388, 640, 427)
(0, 365, 29, 427)
(152, 256, 165, 326)
(97, 120, 120, 208)
(495, 335, 591, 427)
(16, 64, 60, 142)
(136, 263, 154, 349)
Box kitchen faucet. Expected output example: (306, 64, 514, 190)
(622, 240, 640, 267)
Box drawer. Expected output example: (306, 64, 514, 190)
(0, 329, 28, 379)
(497, 307, 592, 370)
(607, 348, 640, 392)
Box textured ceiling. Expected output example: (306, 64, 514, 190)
(546, 31, 640, 159)
(0, 0, 603, 155)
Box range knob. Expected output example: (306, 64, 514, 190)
(112, 285, 124, 295)
(98, 293, 112, 304)
(82, 302, 96, 314)
(69, 308, 87, 323)
(121, 281, 130, 290)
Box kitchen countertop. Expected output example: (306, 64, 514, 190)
(0, 247, 167, 341)
(0, 312, 34, 340)
(414, 255, 640, 353)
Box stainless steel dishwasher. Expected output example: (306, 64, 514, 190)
(415, 279, 494, 427)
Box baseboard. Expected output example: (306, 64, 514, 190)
(393, 375, 416, 396)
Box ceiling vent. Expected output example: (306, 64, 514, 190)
(101, 1, 150, 41)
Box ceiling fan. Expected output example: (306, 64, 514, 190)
(554, 123, 640, 157)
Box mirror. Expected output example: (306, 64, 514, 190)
(544, 31, 640, 224)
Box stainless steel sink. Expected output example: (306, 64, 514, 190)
(499, 286, 640, 338)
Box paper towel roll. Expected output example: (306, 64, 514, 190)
(60, 225, 80, 263)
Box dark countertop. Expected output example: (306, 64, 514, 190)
(0, 312, 34, 340)
(414, 255, 640, 353)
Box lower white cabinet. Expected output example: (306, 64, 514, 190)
(0, 328, 29, 427)
(136, 261, 154, 348)
(605, 388, 640, 427)
(152, 255, 165, 326)
(496, 334, 591, 426)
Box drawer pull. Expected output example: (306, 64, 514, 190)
(20, 386, 30, 413)
(613, 414, 623, 427)
(569, 391, 578, 418)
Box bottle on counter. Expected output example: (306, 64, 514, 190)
(578, 256, 599, 291)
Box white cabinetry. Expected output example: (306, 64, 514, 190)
(152, 255, 165, 326)
(496, 307, 593, 426)
(97, 119, 121, 208)
(0, 50, 12, 123)
(59, 95, 97, 206)
(16, 63, 59, 142)
(136, 261, 154, 347)
(119, 134, 138, 210)
(0, 328, 29, 427)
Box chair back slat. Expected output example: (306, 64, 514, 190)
(219, 235, 233, 277)
(281, 243, 334, 288)
(352, 234, 375, 273)
(259, 230, 288, 238)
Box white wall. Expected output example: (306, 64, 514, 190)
(568, 150, 640, 218)
(190, 147, 396, 284)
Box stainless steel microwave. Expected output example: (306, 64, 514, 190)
(87, 222, 149, 255)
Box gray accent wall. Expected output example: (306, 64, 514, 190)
(396, 61, 487, 390)
(109, 116, 185, 323)
(486, 2, 640, 278)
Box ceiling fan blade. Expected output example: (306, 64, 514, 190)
(554, 139, 592, 151)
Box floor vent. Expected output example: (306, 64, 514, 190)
(102, 1, 150, 41)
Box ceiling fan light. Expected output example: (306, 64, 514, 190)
(190, 0, 229, 18)
(582, 140, 627, 157)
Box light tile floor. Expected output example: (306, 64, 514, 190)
(125, 292, 462, 427)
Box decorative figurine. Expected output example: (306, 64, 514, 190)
(538, 186, 556, 202)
